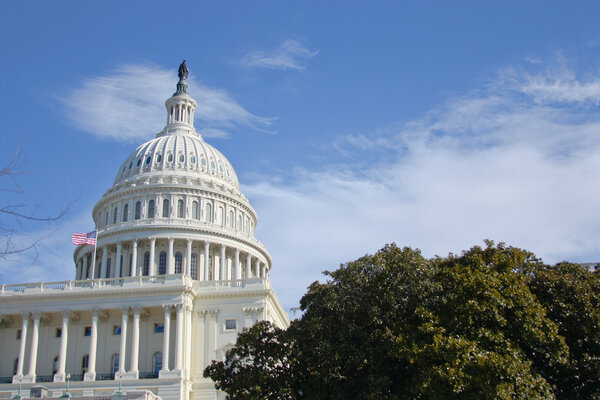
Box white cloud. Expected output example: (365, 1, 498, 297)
(241, 40, 318, 70)
(247, 60, 600, 310)
(60, 64, 274, 142)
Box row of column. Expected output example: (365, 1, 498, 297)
(12, 304, 190, 383)
(77, 239, 269, 281)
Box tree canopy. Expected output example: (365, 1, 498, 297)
(204, 241, 600, 400)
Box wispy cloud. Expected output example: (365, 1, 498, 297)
(247, 59, 600, 310)
(241, 40, 318, 70)
(60, 64, 274, 142)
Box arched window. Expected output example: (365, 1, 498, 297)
(135, 201, 141, 220)
(175, 252, 183, 274)
(229, 211, 234, 228)
(152, 352, 162, 377)
(237, 215, 242, 230)
(192, 201, 198, 219)
(148, 200, 155, 218)
(122, 204, 129, 222)
(105, 211, 109, 227)
(52, 356, 58, 374)
(106, 258, 112, 278)
(159, 251, 167, 275)
(111, 353, 119, 375)
(113, 207, 118, 224)
(120, 255, 124, 277)
(217, 206, 223, 225)
(143, 252, 150, 276)
(191, 253, 197, 280)
(162, 199, 170, 218)
(246, 217, 250, 233)
(82, 354, 89, 375)
(205, 203, 212, 222)
(129, 253, 133, 276)
(177, 199, 184, 218)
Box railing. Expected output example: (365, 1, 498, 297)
(70, 374, 84, 381)
(138, 371, 158, 379)
(96, 373, 113, 381)
(0, 274, 193, 295)
(36, 375, 53, 382)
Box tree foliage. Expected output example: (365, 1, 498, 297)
(205, 242, 600, 400)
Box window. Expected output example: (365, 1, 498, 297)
(82, 354, 89, 375)
(146, 156, 151, 164)
(16, 329, 21, 340)
(205, 203, 212, 222)
(113, 207, 118, 224)
(162, 199, 169, 218)
(84, 326, 91, 336)
(111, 353, 119, 375)
(177, 199, 184, 218)
(157, 154, 162, 163)
(191, 253, 197, 280)
(192, 201, 198, 219)
(217, 206, 223, 225)
(53, 356, 58, 374)
(105, 211, 109, 226)
(13, 358, 18, 375)
(167, 153, 173, 163)
(175, 252, 183, 274)
(237, 215, 242, 230)
(56, 328, 62, 338)
(148, 200, 155, 218)
(143, 252, 150, 276)
(120, 255, 124, 277)
(225, 319, 237, 331)
(179, 154, 185, 163)
(122, 204, 128, 222)
(135, 201, 141, 220)
(152, 352, 162, 377)
(154, 323, 164, 333)
(229, 211, 234, 228)
(106, 258, 112, 278)
(113, 325, 121, 335)
(159, 251, 167, 275)
(136, 158, 142, 167)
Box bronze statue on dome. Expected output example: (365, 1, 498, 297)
(178, 60, 189, 81)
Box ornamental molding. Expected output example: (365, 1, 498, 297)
(70, 312, 82, 324)
(0, 316, 13, 328)
(243, 307, 264, 316)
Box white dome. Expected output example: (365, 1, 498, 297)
(114, 132, 240, 191)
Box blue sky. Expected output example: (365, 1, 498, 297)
(2, 1, 600, 312)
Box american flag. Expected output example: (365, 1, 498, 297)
(72, 231, 97, 246)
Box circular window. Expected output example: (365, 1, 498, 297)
(157, 154, 162, 163)
(136, 159, 142, 167)
(146, 156, 151, 164)
(179, 154, 185, 163)
(168, 154, 173, 162)
(190, 155, 196, 164)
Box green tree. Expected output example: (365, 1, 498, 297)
(205, 242, 600, 400)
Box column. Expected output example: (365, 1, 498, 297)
(234, 249, 241, 280)
(54, 311, 70, 382)
(15, 313, 29, 378)
(131, 240, 138, 277)
(149, 238, 156, 276)
(174, 304, 184, 372)
(82, 256, 89, 279)
(246, 253, 252, 280)
(100, 247, 107, 279)
(203, 241, 209, 281)
(167, 238, 174, 274)
(118, 307, 128, 373)
(218, 245, 225, 281)
(129, 307, 141, 377)
(115, 242, 122, 278)
(206, 310, 218, 367)
(254, 259, 260, 279)
(85, 310, 99, 381)
(184, 303, 192, 378)
(27, 312, 41, 378)
(185, 239, 192, 276)
(76, 261, 82, 280)
(261, 264, 267, 278)
(161, 305, 171, 373)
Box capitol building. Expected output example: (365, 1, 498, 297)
(0, 63, 289, 400)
